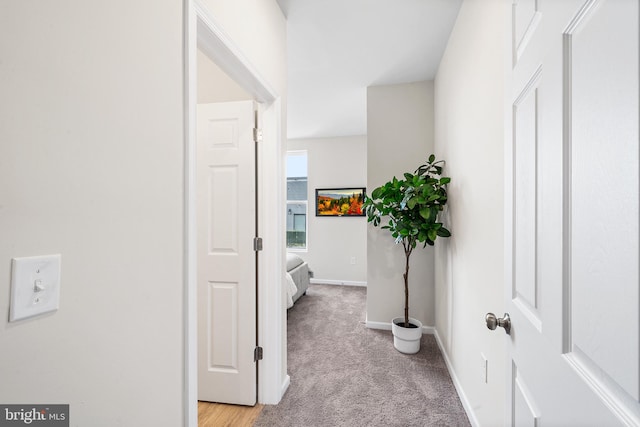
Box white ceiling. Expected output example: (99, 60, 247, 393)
(277, 0, 463, 140)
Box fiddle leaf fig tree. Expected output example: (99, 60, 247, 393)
(363, 154, 451, 327)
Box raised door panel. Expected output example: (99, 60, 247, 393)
(513, 0, 541, 64)
(512, 67, 543, 330)
(207, 282, 239, 371)
(207, 166, 239, 255)
(565, 0, 640, 406)
(512, 364, 540, 427)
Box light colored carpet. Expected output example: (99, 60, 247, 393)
(254, 284, 471, 427)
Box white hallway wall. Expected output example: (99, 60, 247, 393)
(287, 136, 367, 285)
(434, 0, 506, 426)
(0, 0, 286, 424)
(0, 1, 184, 424)
(366, 81, 436, 328)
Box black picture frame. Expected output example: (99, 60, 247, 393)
(315, 187, 366, 217)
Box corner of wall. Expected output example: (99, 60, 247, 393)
(366, 81, 436, 327)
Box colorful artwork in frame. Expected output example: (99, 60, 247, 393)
(315, 188, 366, 217)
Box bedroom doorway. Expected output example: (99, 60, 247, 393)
(184, 2, 286, 425)
(285, 151, 311, 308)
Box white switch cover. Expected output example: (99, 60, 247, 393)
(10, 254, 61, 322)
(480, 353, 488, 384)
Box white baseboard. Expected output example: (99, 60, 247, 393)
(433, 329, 480, 427)
(365, 319, 435, 335)
(310, 278, 367, 287)
(280, 374, 290, 402)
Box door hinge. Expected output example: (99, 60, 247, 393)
(254, 346, 263, 362)
(253, 128, 263, 143)
(253, 237, 263, 251)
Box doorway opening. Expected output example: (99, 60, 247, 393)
(184, 2, 287, 426)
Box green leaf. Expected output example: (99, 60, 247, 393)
(440, 177, 451, 185)
(428, 154, 436, 163)
(437, 227, 451, 237)
(371, 187, 382, 200)
(428, 229, 437, 241)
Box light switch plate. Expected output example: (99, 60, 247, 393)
(10, 254, 61, 322)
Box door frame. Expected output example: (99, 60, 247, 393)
(183, 0, 287, 425)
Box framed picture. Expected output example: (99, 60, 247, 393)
(315, 187, 366, 217)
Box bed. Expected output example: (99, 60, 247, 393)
(286, 252, 311, 308)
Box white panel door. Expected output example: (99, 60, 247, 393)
(197, 101, 257, 405)
(505, 0, 639, 425)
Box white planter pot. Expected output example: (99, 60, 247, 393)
(391, 317, 423, 354)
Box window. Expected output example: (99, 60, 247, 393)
(293, 214, 306, 231)
(286, 151, 308, 249)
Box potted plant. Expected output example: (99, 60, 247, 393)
(362, 154, 451, 354)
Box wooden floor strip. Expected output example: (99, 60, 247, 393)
(198, 401, 264, 427)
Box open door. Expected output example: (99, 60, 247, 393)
(197, 100, 258, 406)
(501, 0, 639, 425)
